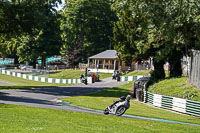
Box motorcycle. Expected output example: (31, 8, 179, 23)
(104, 96, 130, 116)
(112, 73, 116, 80)
(80, 75, 87, 85)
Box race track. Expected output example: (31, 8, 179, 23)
(0, 77, 199, 126)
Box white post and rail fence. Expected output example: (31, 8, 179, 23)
(133, 78, 200, 117)
(144, 91, 200, 117)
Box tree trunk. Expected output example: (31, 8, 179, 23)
(150, 59, 165, 83)
(168, 51, 182, 77)
(41, 56, 46, 69)
(30, 60, 37, 69)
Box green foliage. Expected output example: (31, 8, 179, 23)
(112, 0, 200, 80)
(183, 90, 199, 100)
(60, 0, 117, 66)
(0, 0, 62, 66)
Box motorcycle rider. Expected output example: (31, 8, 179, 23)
(110, 95, 131, 108)
(126, 95, 131, 101)
(112, 72, 116, 80)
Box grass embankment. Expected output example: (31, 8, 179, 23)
(62, 82, 200, 125)
(0, 104, 199, 133)
(148, 76, 200, 102)
(0, 73, 65, 90)
(45, 69, 112, 80)
(124, 71, 199, 101)
(123, 70, 151, 76)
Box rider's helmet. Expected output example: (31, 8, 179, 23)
(126, 95, 131, 101)
(119, 96, 126, 101)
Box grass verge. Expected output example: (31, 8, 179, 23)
(0, 73, 68, 90)
(0, 104, 199, 133)
(62, 82, 200, 125)
(43, 69, 112, 80)
(148, 76, 200, 102)
(123, 70, 151, 76)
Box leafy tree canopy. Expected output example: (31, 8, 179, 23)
(112, 0, 200, 80)
(0, 0, 62, 67)
(60, 0, 117, 67)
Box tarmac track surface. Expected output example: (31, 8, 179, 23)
(0, 81, 16, 85)
(0, 78, 199, 126)
(0, 77, 127, 114)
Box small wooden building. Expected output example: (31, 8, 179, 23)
(88, 50, 134, 73)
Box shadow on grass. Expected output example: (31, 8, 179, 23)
(86, 86, 130, 98)
(48, 71, 62, 74)
(0, 91, 58, 106)
(0, 85, 129, 98)
(0, 78, 130, 106)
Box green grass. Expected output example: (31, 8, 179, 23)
(44, 69, 112, 80)
(62, 82, 200, 125)
(123, 70, 170, 77)
(0, 104, 199, 133)
(46, 69, 84, 79)
(123, 70, 151, 76)
(148, 76, 200, 102)
(0, 73, 67, 90)
(96, 72, 112, 80)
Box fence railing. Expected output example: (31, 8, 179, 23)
(0, 70, 81, 84)
(132, 76, 200, 117)
(144, 91, 200, 117)
(120, 75, 146, 82)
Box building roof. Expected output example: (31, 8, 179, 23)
(89, 50, 118, 59)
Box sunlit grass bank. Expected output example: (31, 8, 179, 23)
(0, 104, 199, 133)
(123, 70, 151, 76)
(62, 82, 200, 125)
(148, 77, 200, 102)
(45, 69, 112, 80)
(0, 73, 66, 90)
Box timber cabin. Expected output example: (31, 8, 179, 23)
(87, 50, 135, 73)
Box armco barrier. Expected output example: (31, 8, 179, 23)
(0, 70, 81, 84)
(120, 75, 146, 82)
(144, 91, 200, 117)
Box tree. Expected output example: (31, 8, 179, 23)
(112, 0, 200, 82)
(60, 0, 117, 67)
(0, 0, 62, 68)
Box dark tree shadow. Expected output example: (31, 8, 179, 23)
(0, 92, 58, 106)
(85, 86, 130, 98)
(0, 86, 58, 90)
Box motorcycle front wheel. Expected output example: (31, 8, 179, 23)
(115, 106, 126, 116)
(104, 107, 109, 115)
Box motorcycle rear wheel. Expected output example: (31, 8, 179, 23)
(115, 106, 126, 116)
(104, 107, 109, 115)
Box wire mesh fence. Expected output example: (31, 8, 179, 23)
(19, 65, 49, 76)
(25, 68, 49, 76)
(189, 50, 200, 89)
